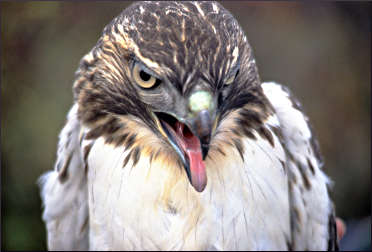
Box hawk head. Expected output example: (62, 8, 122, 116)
(73, 1, 273, 192)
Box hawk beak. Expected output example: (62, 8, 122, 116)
(192, 109, 212, 160)
(153, 109, 215, 192)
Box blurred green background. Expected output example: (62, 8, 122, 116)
(1, 1, 370, 250)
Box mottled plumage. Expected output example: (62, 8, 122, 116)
(39, 1, 338, 250)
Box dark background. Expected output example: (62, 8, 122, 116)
(1, 1, 371, 250)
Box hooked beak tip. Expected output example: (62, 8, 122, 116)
(194, 109, 212, 160)
(201, 143, 209, 160)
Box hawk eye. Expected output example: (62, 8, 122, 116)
(133, 63, 160, 89)
(224, 69, 240, 86)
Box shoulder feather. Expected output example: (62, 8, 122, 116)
(262, 82, 338, 250)
(38, 103, 89, 250)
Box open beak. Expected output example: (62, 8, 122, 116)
(154, 109, 214, 192)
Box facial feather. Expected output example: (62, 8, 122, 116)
(72, 1, 276, 180)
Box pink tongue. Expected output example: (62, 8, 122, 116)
(169, 122, 207, 192)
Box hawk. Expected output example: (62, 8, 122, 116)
(39, 1, 338, 250)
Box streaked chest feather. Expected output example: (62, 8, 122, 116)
(84, 124, 291, 250)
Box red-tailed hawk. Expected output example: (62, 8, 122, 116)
(39, 1, 338, 250)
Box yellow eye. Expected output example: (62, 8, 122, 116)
(133, 63, 158, 88)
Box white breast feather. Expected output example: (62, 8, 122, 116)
(83, 112, 291, 250)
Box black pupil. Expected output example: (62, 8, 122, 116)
(139, 70, 151, 81)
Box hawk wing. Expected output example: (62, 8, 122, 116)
(262, 82, 338, 250)
(39, 104, 89, 250)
